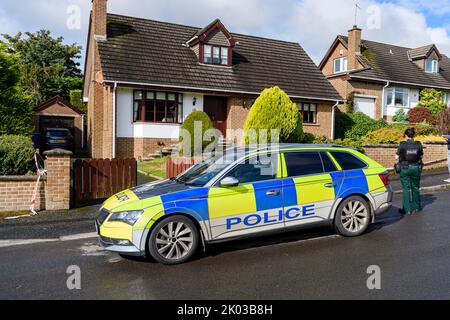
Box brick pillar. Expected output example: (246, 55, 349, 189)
(44, 149, 72, 211)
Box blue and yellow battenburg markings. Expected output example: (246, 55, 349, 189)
(101, 149, 388, 240)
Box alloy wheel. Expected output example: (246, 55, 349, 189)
(155, 221, 194, 261)
(340, 200, 369, 233)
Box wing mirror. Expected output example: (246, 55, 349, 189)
(219, 177, 239, 187)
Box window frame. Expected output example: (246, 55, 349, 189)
(328, 151, 368, 171)
(133, 90, 182, 124)
(202, 44, 230, 66)
(298, 102, 317, 124)
(282, 151, 328, 178)
(333, 56, 348, 74)
(386, 87, 410, 108)
(425, 59, 438, 73)
(213, 153, 279, 186)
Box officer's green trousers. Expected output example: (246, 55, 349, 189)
(400, 165, 422, 213)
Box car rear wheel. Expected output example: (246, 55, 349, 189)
(334, 196, 370, 237)
(148, 215, 199, 265)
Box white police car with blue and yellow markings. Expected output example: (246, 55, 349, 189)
(96, 144, 392, 265)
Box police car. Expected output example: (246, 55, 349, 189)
(96, 144, 392, 265)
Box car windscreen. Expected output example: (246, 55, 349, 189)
(177, 152, 245, 187)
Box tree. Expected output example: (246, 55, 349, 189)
(242, 86, 303, 144)
(0, 43, 33, 135)
(70, 89, 86, 113)
(1, 30, 82, 105)
(436, 108, 450, 135)
(418, 88, 447, 117)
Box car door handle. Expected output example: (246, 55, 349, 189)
(266, 190, 280, 196)
(324, 182, 337, 188)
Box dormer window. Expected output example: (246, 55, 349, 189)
(425, 59, 438, 73)
(203, 45, 229, 65)
(187, 19, 236, 67)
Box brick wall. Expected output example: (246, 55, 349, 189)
(0, 177, 46, 213)
(44, 149, 72, 211)
(363, 142, 448, 170)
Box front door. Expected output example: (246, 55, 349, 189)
(203, 96, 227, 136)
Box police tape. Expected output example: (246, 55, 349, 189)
(30, 151, 47, 216)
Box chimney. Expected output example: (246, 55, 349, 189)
(347, 25, 362, 71)
(92, 0, 107, 41)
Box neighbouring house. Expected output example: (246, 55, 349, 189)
(34, 96, 85, 151)
(83, 0, 342, 159)
(319, 25, 450, 121)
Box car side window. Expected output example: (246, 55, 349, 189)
(329, 151, 367, 170)
(320, 152, 338, 172)
(224, 153, 278, 184)
(284, 151, 324, 177)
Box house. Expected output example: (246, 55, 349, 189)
(319, 26, 450, 121)
(34, 96, 85, 151)
(83, 0, 342, 159)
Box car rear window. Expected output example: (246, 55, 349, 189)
(329, 151, 367, 170)
(284, 151, 324, 177)
(46, 130, 69, 137)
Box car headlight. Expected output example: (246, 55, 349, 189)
(108, 210, 144, 225)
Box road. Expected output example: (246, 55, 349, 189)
(1, 190, 450, 300)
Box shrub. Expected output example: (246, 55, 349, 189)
(408, 107, 434, 124)
(418, 88, 447, 117)
(69, 89, 86, 113)
(393, 108, 408, 122)
(313, 135, 332, 144)
(343, 112, 387, 140)
(242, 86, 303, 144)
(436, 108, 450, 135)
(413, 121, 438, 136)
(301, 132, 316, 143)
(0, 135, 35, 175)
(334, 111, 354, 139)
(415, 135, 446, 143)
(333, 138, 364, 151)
(179, 110, 216, 156)
(362, 127, 404, 144)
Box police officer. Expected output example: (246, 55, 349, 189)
(396, 128, 424, 215)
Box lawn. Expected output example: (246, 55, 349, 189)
(137, 156, 168, 179)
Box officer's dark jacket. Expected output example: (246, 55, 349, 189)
(396, 140, 423, 164)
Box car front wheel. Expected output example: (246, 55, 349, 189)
(334, 196, 371, 237)
(148, 215, 199, 265)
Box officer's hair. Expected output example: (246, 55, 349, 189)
(405, 128, 415, 138)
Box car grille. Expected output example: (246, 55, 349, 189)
(97, 208, 110, 225)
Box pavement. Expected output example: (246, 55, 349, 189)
(1, 189, 450, 299)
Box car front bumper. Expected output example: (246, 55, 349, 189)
(95, 220, 145, 256)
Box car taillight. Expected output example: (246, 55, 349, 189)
(379, 172, 390, 186)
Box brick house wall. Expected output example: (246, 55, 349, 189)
(328, 76, 384, 118)
(116, 137, 175, 159)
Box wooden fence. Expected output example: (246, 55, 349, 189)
(73, 158, 137, 204)
(166, 157, 196, 179)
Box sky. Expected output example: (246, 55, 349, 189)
(1, 0, 450, 68)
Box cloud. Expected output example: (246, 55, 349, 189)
(0, 0, 450, 66)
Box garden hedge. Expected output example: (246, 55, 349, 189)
(0, 135, 35, 175)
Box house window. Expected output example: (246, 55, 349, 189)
(298, 103, 317, 124)
(443, 92, 450, 107)
(133, 90, 183, 123)
(425, 59, 438, 73)
(333, 57, 348, 73)
(203, 44, 229, 65)
(386, 88, 409, 107)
